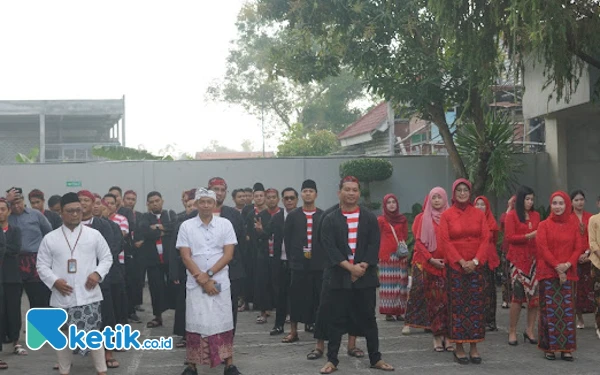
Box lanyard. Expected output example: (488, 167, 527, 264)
(62, 225, 83, 258)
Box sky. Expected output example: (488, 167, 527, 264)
(0, 0, 272, 156)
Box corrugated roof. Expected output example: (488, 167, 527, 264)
(337, 102, 388, 140)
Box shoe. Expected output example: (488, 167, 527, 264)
(544, 352, 556, 360)
(523, 332, 537, 344)
(129, 313, 142, 323)
(270, 326, 284, 336)
(401, 326, 411, 335)
(469, 356, 482, 365)
(134, 305, 145, 312)
(487, 324, 498, 332)
(181, 366, 198, 375)
(508, 340, 518, 346)
(453, 352, 469, 365)
(501, 302, 509, 309)
(560, 353, 574, 362)
(224, 364, 242, 375)
(305, 324, 315, 333)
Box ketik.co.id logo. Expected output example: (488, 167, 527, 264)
(26, 308, 172, 351)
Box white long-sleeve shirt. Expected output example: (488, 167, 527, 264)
(37, 224, 113, 308)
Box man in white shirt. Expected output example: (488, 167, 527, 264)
(176, 188, 242, 375)
(37, 193, 113, 375)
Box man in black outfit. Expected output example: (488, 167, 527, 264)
(138, 191, 177, 328)
(318, 176, 393, 374)
(269, 187, 299, 336)
(28, 189, 62, 230)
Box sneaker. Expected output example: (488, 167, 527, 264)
(402, 326, 411, 335)
(129, 313, 142, 323)
(270, 326, 284, 336)
(181, 366, 198, 375)
(224, 365, 242, 375)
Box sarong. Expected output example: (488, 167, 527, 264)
(447, 267, 485, 343)
(538, 279, 576, 352)
(501, 252, 512, 304)
(186, 330, 234, 368)
(378, 253, 409, 316)
(404, 264, 430, 329)
(484, 267, 497, 327)
(424, 271, 448, 336)
(511, 261, 539, 307)
(593, 265, 600, 330)
(576, 262, 595, 314)
(64, 302, 102, 356)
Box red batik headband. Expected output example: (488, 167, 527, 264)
(77, 190, 95, 201)
(208, 177, 227, 188)
(124, 190, 137, 197)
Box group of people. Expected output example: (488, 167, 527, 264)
(381, 181, 600, 365)
(0, 176, 598, 374)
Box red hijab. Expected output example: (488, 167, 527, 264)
(452, 178, 472, 210)
(382, 194, 406, 225)
(475, 195, 499, 232)
(549, 191, 572, 223)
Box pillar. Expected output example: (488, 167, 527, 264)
(39, 114, 46, 163)
(544, 116, 568, 191)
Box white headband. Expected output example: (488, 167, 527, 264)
(195, 188, 216, 201)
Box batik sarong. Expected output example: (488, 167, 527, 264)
(64, 302, 102, 356)
(576, 262, 595, 314)
(424, 271, 448, 336)
(378, 253, 409, 316)
(186, 330, 234, 368)
(538, 279, 576, 352)
(404, 264, 430, 329)
(447, 267, 485, 343)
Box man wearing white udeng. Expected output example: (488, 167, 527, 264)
(177, 188, 242, 375)
(36, 192, 113, 375)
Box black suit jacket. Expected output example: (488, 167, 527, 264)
(44, 210, 63, 230)
(321, 206, 380, 290)
(88, 217, 120, 284)
(284, 207, 326, 271)
(219, 206, 246, 281)
(271, 210, 285, 261)
(1, 226, 21, 283)
(245, 208, 272, 260)
(138, 210, 177, 266)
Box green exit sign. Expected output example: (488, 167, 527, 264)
(66, 181, 82, 188)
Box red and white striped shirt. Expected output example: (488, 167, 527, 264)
(342, 208, 360, 263)
(303, 209, 316, 259)
(109, 213, 129, 264)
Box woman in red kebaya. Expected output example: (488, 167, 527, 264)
(570, 190, 594, 328)
(505, 186, 540, 346)
(438, 179, 489, 365)
(536, 191, 581, 361)
(475, 196, 500, 331)
(413, 187, 450, 352)
(377, 194, 409, 321)
(500, 195, 516, 308)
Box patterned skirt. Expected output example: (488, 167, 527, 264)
(501, 252, 512, 304)
(64, 302, 103, 356)
(538, 279, 576, 353)
(447, 267, 485, 343)
(404, 264, 430, 329)
(576, 262, 595, 314)
(378, 253, 409, 316)
(511, 261, 539, 307)
(424, 271, 448, 336)
(186, 330, 234, 368)
(484, 267, 497, 327)
(592, 265, 600, 328)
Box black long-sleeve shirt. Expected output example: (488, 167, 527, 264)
(1, 225, 22, 283)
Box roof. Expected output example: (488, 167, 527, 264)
(195, 151, 275, 160)
(337, 102, 388, 140)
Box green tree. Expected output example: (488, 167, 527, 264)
(339, 158, 393, 209)
(430, 0, 600, 102)
(15, 147, 39, 163)
(207, 1, 367, 136)
(92, 146, 170, 161)
(277, 123, 340, 157)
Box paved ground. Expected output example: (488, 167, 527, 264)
(3, 288, 599, 375)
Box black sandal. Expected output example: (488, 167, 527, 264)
(282, 334, 299, 343)
(347, 347, 365, 358)
(544, 352, 556, 360)
(175, 339, 187, 348)
(561, 353, 574, 362)
(106, 358, 120, 368)
(146, 319, 163, 328)
(307, 348, 324, 360)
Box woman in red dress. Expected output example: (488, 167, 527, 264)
(438, 179, 489, 364)
(570, 190, 595, 328)
(475, 196, 500, 331)
(500, 196, 516, 308)
(377, 194, 409, 321)
(505, 185, 540, 346)
(413, 187, 450, 351)
(536, 191, 581, 361)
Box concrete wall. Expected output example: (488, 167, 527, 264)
(567, 119, 600, 210)
(1, 154, 553, 215)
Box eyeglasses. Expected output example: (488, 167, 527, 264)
(283, 196, 297, 201)
(64, 208, 82, 215)
(455, 188, 470, 194)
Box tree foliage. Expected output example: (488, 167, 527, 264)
(15, 147, 39, 163)
(92, 146, 173, 161)
(277, 123, 340, 157)
(430, 0, 600, 102)
(455, 113, 524, 197)
(207, 1, 367, 136)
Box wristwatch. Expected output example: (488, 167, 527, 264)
(207, 270, 214, 277)
(472, 258, 479, 266)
